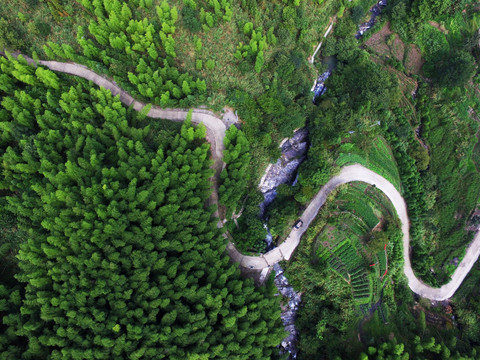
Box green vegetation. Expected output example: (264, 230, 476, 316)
(286, 181, 480, 359)
(219, 126, 251, 218)
(413, 83, 480, 284)
(312, 182, 400, 306)
(285, 182, 405, 358)
(292, 0, 480, 287)
(0, 54, 284, 359)
(0, 0, 85, 54)
(43, 0, 207, 107)
(336, 136, 402, 191)
(2, 0, 480, 358)
(373, 0, 480, 284)
(427, 49, 476, 88)
(271, 0, 480, 357)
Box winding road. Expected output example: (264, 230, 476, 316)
(6, 53, 480, 301)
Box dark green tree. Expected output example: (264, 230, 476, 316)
(425, 50, 476, 88)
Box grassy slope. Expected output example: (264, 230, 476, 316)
(363, 14, 480, 283)
(336, 135, 403, 191)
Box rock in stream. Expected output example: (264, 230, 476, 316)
(256, 129, 308, 358)
(274, 264, 301, 359)
(258, 128, 309, 217)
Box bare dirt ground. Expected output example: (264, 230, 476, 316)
(428, 21, 448, 34)
(365, 22, 424, 75)
(365, 22, 394, 57)
(365, 23, 405, 63)
(404, 44, 424, 75)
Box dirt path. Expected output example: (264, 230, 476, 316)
(10, 53, 480, 301)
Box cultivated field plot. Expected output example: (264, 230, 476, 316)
(365, 22, 424, 75)
(314, 182, 395, 309)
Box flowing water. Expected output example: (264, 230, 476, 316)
(256, 130, 307, 358)
(355, 0, 387, 39)
(260, 3, 388, 357)
(258, 128, 309, 218)
(312, 0, 388, 103)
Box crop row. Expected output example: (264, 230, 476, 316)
(336, 137, 402, 192)
(353, 291, 370, 300)
(336, 153, 367, 168)
(338, 255, 362, 271)
(337, 251, 363, 270)
(316, 245, 330, 261)
(352, 278, 369, 288)
(369, 137, 402, 189)
(340, 198, 379, 229)
(332, 238, 351, 254)
(379, 302, 388, 324)
(334, 246, 357, 261)
(365, 187, 395, 217)
(353, 280, 372, 301)
(329, 257, 349, 281)
(353, 286, 370, 294)
(349, 266, 365, 277)
(377, 250, 387, 276)
(370, 140, 401, 181)
(371, 277, 379, 298)
(343, 212, 370, 236)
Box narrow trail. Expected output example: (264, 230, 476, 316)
(7, 53, 480, 301)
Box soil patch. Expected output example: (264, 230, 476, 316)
(404, 44, 424, 75)
(391, 36, 405, 62)
(365, 23, 404, 62)
(365, 22, 393, 56)
(365, 22, 424, 75)
(428, 21, 448, 34)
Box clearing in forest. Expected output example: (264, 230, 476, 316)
(365, 22, 424, 75)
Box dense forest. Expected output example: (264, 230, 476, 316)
(1, 0, 480, 359)
(0, 55, 285, 358)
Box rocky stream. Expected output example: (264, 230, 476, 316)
(259, 1, 388, 358)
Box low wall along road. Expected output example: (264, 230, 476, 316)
(7, 52, 480, 301)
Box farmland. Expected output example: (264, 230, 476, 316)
(286, 178, 405, 357)
(312, 182, 399, 311)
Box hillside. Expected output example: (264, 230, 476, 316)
(2, 0, 480, 359)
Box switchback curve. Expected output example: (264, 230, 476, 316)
(228, 164, 480, 301)
(9, 54, 480, 301)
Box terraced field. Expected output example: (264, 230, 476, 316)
(314, 182, 396, 311)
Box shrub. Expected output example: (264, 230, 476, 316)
(181, 5, 201, 32)
(206, 59, 215, 70)
(36, 21, 51, 37)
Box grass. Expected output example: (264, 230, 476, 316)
(377, 249, 388, 287)
(172, 0, 339, 109)
(173, 2, 263, 109)
(0, 0, 87, 55)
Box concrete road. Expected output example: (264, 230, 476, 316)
(14, 54, 480, 301)
(227, 165, 480, 301)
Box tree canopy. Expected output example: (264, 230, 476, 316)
(426, 50, 476, 88)
(0, 55, 284, 359)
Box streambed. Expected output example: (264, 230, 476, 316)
(260, 2, 387, 357)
